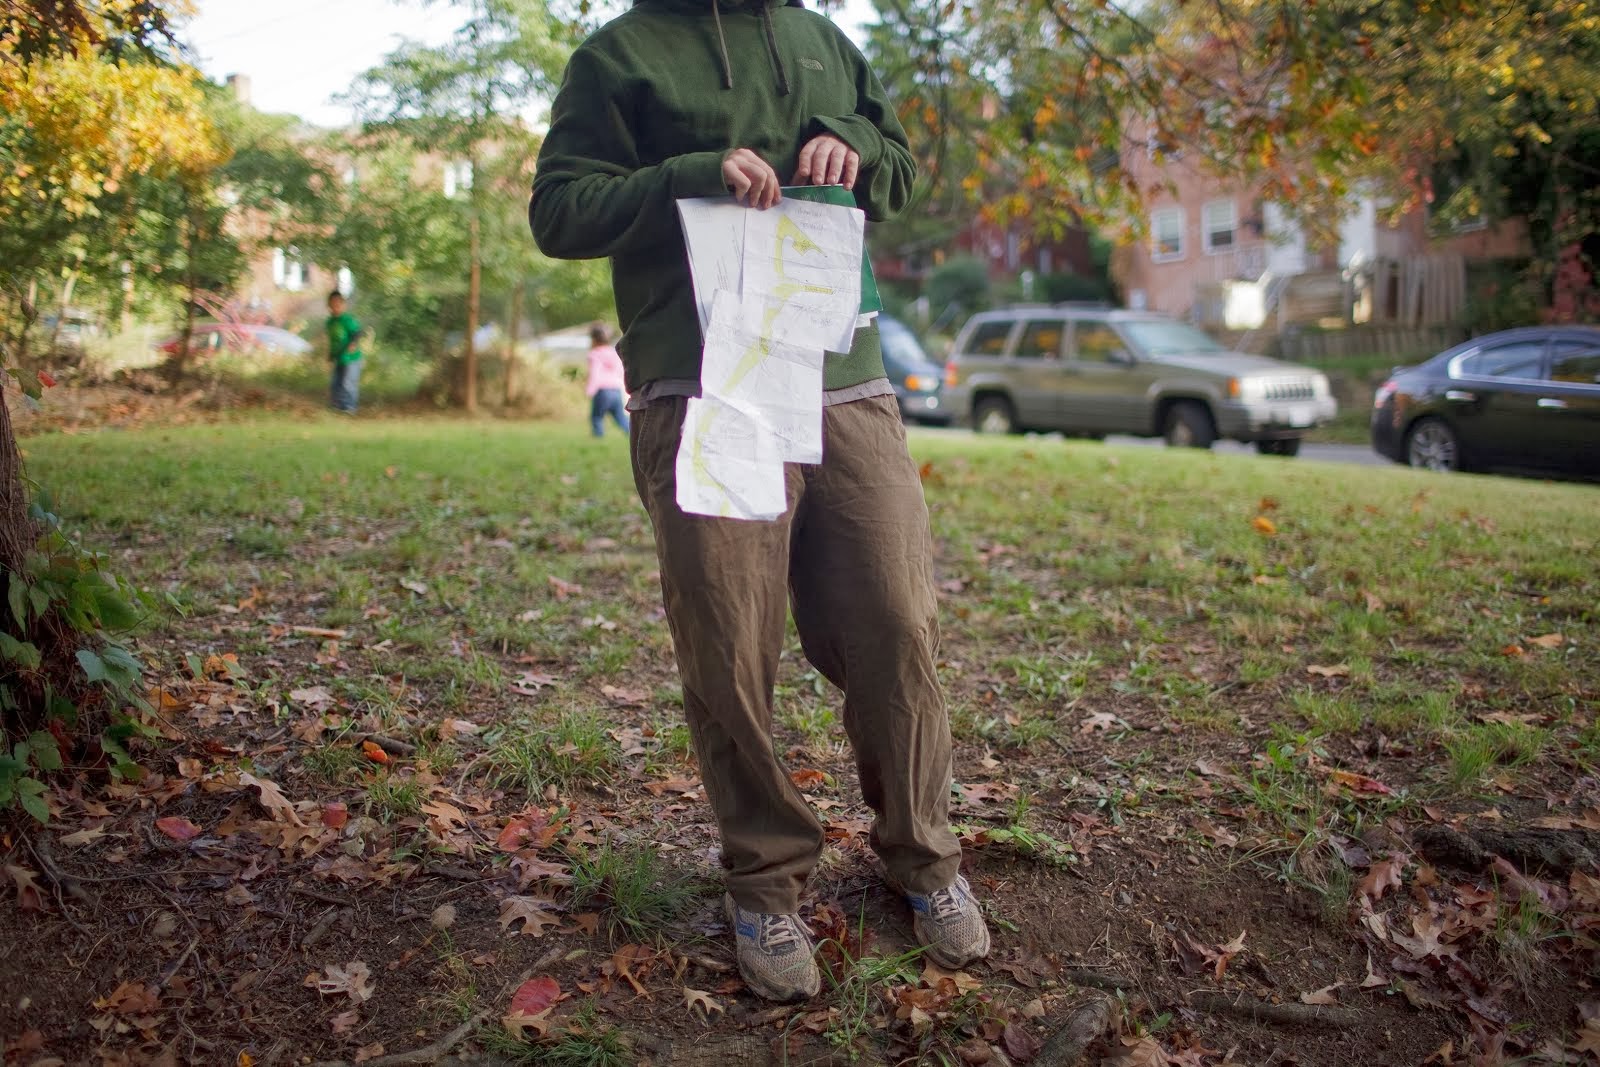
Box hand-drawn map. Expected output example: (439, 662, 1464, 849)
(673, 194, 865, 520)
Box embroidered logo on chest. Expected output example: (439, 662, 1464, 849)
(800, 57, 824, 71)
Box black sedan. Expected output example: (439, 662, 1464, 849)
(879, 315, 951, 425)
(1371, 326, 1600, 476)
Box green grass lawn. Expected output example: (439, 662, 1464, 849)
(15, 414, 1600, 1064)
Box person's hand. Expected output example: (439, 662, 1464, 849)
(722, 148, 782, 209)
(793, 134, 860, 189)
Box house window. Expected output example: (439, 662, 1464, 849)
(337, 266, 354, 296)
(1151, 208, 1184, 262)
(272, 247, 306, 292)
(443, 160, 473, 199)
(1203, 200, 1237, 253)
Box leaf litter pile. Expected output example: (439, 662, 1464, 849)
(4, 418, 1599, 1066)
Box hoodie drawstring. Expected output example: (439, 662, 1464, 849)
(707, 1, 791, 96)
(758, 3, 791, 96)
(710, 1, 735, 90)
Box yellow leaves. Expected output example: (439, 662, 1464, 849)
(1251, 515, 1278, 536)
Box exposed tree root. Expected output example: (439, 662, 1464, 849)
(1188, 990, 1362, 1028)
(1412, 824, 1599, 877)
(1034, 993, 1118, 1067)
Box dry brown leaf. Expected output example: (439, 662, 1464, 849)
(684, 987, 725, 1020)
(1307, 663, 1350, 678)
(499, 895, 562, 937)
(1527, 633, 1565, 649)
(311, 961, 374, 1003)
(239, 772, 305, 826)
(1104, 1035, 1168, 1067)
(353, 1042, 385, 1063)
(60, 826, 108, 847)
(1300, 982, 1342, 1005)
(1359, 855, 1404, 903)
(1251, 515, 1278, 536)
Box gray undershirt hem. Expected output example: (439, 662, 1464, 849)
(624, 377, 895, 412)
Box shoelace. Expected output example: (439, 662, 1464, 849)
(758, 912, 804, 952)
(925, 884, 967, 923)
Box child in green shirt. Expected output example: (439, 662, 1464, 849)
(325, 290, 363, 414)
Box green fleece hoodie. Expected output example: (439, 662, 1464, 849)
(529, 0, 916, 395)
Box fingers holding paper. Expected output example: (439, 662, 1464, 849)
(792, 134, 859, 190)
(722, 148, 782, 209)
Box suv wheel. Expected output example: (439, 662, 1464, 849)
(1255, 438, 1302, 457)
(973, 396, 1019, 435)
(1163, 401, 1216, 449)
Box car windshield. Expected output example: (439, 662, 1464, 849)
(880, 318, 933, 367)
(1121, 321, 1227, 356)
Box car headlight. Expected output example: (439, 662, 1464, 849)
(1229, 377, 1268, 401)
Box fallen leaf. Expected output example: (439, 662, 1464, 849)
(1251, 515, 1278, 536)
(292, 626, 348, 640)
(1527, 633, 1565, 649)
(330, 1010, 360, 1035)
(509, 976, 562, 1018)
(1104, 1035, 1167, 1067)
(1362, 589, 1386, 613)
(684, 987, 725, 1020)
(96, 980, 160, 1014)
(789, 768, 827, 790)
(1307, 663, 1350, 678)
(311, 961, 374, 1003)
(499, 896, 562, 937)
(353, 1042, 385, 1063)
(1360, 855, 1404, 903)
(1194, 818, 1239, 848)
(289, 686, 335, 709)
(1500, 644, 1526, 658)
(360, 740, 390, 765)
(155, 816, 202, 841)
(399, 579, 428, 595)
(600, 684, 648, 705)
(322, 802, 349, 830)
(547, 575, 583, 600)
(1001, 1022, 1041, 1062)
(1326, 769, 1393, 795)
(431, 904, 457, 931)
(1300, 982, 1342, 1005)
(510, 671, 557, 695)
(1361, 956, 1390, 989)
(239, 772, 305, 826)
(1391, 911, 1460, 960)
(497, 811, 559, 852)
(422, 799, 467, 836)
(60, 826, 108, 847)
(1080, 711, 1125, 733)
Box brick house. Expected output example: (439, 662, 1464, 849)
(1116, 122, 1530, 330)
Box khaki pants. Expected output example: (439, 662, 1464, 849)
(630, 394, 962, 913)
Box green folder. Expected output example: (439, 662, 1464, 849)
(780, 184, 883, 316)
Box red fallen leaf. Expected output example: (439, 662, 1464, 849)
(1001, 1022, 1041, 1063)
(360, 740, 390, 764)
(789, 768, 827, 790)
(156, 816, 202, 841)
(508, 975, 561, 1018)
(37, 370, 57, 389)
(1326, 769, 1393, 795)
(497, 810, 559, 852)
(322, 802, 349, 830)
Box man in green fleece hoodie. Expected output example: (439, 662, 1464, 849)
(531, 0, 989, 1003)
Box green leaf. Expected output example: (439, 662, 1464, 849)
(8, 579, 27, 628)
(77, 648, 110, 684)
(0, 632, 42, 669)
(101, 644, 143, 688)
(17, 777, 48, 823)
(28, 585, 50, 623)
(27, 731, 62, 772)
(94, 586, 142, 631)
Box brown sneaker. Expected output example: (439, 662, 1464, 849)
(905, 875, 991, 969)
(724, 894, 821, 1002)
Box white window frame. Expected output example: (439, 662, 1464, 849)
(443, 159, 473, 199)
(1202, 199, 1238, 254)
(272, 247, 307, 292)
(1151, 208, 1185, 263)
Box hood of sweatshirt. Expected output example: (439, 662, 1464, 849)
(633, 0, 807, 93)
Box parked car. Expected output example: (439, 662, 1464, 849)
(1370, 326, 1600, 476)
(878, 315, 950, 425)
(155, 323, 312, 358)
(944, 306, 1336, 454)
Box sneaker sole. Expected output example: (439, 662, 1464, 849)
(723, 895, 821, 1002)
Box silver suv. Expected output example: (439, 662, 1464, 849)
(945, 307, 1337, 455)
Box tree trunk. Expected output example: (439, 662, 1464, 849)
(0, 386, 37, 589)
(504, 280, 522, 407)
(171, 202, 200, 382)
(463, 212, 481, 414)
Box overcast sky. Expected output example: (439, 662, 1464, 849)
(180, 0, 879, 128)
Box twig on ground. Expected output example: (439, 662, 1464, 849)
(289, 885, 352, 908)
(425, 862, 491, 884)
(301, 906, 341, 951)
(734, 1004, 800, 1028)
(306, 1009, 491, 1067)
(157, 937, 200, 990)
(1034, 993, 1118, 1067)
(30, 837, 91, 904)
(358, 733, 417, 757)
(1187, 990, 1362, 1027)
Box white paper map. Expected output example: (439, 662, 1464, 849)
(673, 194, 867, 521)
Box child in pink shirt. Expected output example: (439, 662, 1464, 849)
(585, 322, 629, 437)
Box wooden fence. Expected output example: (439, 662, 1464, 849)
(1271, 323, 1468, 363)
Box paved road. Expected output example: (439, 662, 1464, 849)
(911, 424, 1386, 467)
